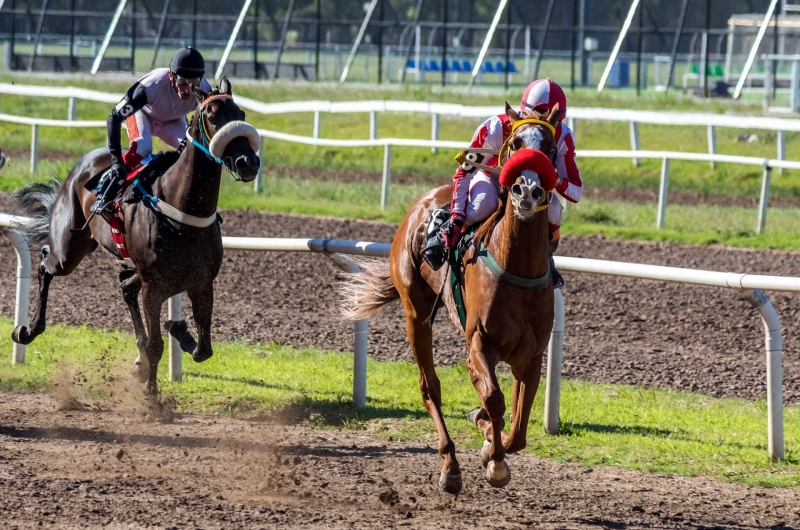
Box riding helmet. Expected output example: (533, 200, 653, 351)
(169, 46, 205, 78)
(520, 78, 567, 121)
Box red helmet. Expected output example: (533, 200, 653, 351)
(520, 78, 566, 121)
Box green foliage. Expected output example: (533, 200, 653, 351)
(1, 318, 798, 488)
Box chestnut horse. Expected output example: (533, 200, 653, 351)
(340, 104, 559, 494)
(9, 78, 260, 394)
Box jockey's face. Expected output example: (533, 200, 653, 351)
(169, 71, 201, 100)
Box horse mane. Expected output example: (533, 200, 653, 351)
(472, 186, 508, 249)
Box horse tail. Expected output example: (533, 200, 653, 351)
(9, 179, 60, 246)
(338, 256, 399, 321)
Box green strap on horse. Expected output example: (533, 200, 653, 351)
(448, 242, 552, 331)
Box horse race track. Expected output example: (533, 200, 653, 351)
(2, 203, 800, 527)
(1, 391, 799, 529)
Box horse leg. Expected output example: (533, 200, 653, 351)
(503, 360, 543, 455)
(140, 284, 166, 394)
(185, 282, 214, 363)
(400, 296, 462, 495)
(119, 269, 149, 382)
(466, 332, 510, 488)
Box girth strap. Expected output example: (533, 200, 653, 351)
(134, 180, 217, 228)
(476, 243, 551, 289)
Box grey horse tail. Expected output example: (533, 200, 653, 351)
(8, 180, 60, 246)
(337, 256, 399, 321)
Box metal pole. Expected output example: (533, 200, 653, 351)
(772, 0, 781, 100)
(91, 0, 129, 75)
(430, 113, 439, 154)
(130, 0, 136, 75)
(704, 0, 711, 97)
(636, 0, 643, 96)
(254, 136, 264, 193)
(330, 258, 368, 409)
(543, 289, 564, 435)
(168, 295, 182, 382)
(68, 96, 76, 120)
(216, 0, 254, 79)
(571, 0, 578, 91)
(665, 0, 689, 93)
(30, 124, 38, 174)
(27, 0, 49, 73)
(743, 290, 784, 462)
(533, 0, 555, 80)
(5, 230, 31, 365)
(733, 0, 780, 99)
(378, 0, 384, 83)
(273, 0, 296, 80)
(707, 125, 717, 169)
(150, 0, 171, 70)
(400, 0, 425, 83)
(315, 0, 321, 81)
(578, 0, 585, 85)
(757, 165, 771, 235)
(656, 158, 669, 229)
(69, 0, 76, 71)
(9, 0, 15, 70)
(381, 144, 391, 210)
(467, 0, 508, 90)
(339, 0, 378, 83)
(192, 0, 198, 47)
(504, 0, 511, 90)
(597, 0, 641, 93)
(253, 0, 259, 78)
(441, 0, 447, 86)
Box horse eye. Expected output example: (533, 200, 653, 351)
(511, 184, 523, 195)
(511, 137, 525, 151)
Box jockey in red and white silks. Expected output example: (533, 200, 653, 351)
(447, 78, 583, 238)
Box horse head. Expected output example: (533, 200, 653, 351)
(497, 102, 560, 220)
(190, 77, 261, 182)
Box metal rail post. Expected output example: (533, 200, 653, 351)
(149, 0, 172, 70)
(381, 144, 391, 210)
(757, 164, 771, 235)
(533, 0, 554, 80)
(430, 113, 439, 154)
(544, 289, 565, 435)
(743, 290, 784, 461)
(168, 295, 182, 382)
(254, 136, 264, 193)
(30, 124, 38, 174)
(4, 229, 30, 365)
(665, 0, 689, 92)
(734, 0, 780, 99)
(657, 158, 669, 229)
(273, 0, 296, 80)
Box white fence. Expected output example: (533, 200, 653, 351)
(2, 106, 800, 235)
(0, 213, 796, 461)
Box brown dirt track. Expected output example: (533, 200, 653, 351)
(2, 196, 800, 528)
(2, 392, 799, 529)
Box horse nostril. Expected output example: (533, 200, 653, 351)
(235, 156, 251, 170)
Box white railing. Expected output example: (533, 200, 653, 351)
(0, 213, 795, 461)
(0, 108, 795, 235)
(1, 81, 798, 162)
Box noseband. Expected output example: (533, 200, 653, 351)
(184, 94, 241, 179)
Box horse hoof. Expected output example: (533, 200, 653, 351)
(479, 440, 492, 468)
(192, 349, 213, 363)
(11, 326, 27, 345)
(486, 460, 510, 488)
(438, 472, 462, 494)
(467, 407, 488, 425)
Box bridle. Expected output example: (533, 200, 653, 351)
(184, 93, 241, 180)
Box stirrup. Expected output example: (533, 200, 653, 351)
(549, 255, 564, 289)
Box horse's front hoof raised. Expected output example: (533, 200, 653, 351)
(486, 460, 510, 488)
(467, 407, 488, 425)
(438, 472, 462, 494)
(192, 348, 213, 363)
(11, 325, 32, 345)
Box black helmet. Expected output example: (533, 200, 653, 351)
(169, 46, 205, 78)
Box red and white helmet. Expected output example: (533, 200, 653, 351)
(520, 78, 567, 121)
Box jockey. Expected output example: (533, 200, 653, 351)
(442, 78, 582, 288)
(92, 46, 213, 214)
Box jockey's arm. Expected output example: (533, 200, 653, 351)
(555, 125, 583, 203)
(451, 116, 506, 220)
(107, 82, 148, 168)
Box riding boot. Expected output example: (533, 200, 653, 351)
(549, 238, 564, 289)
(91, 174, 124, 215)
(421, 215, 451, 271)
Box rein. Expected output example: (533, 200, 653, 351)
(184, 93, 241, 180)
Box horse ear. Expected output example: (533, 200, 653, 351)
(220, 76, 232, 95)
(505, 101, 521, 122)
(547, 103, 561, 126)
(192, 85, 207, 104)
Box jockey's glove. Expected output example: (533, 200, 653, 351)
(109, 163, 127, 184)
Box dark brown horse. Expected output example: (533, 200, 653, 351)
(340, 104, 559, 494)
(9, 78, 260, 394)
